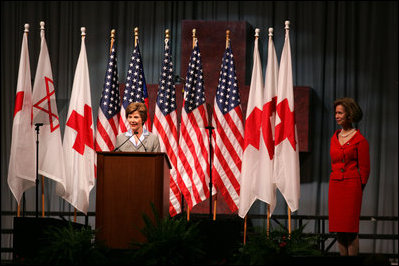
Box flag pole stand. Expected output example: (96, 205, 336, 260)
(288, 207, 291, 239)
(213, 195, 217, 221)
(243, 215, 247, 245)
(41, 176, 45, 217)
(205, 125, 215, 220)
(267, 205, 270, 239)
(34, 123, 43, 218)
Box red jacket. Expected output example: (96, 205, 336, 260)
(330, 130, 370, 185)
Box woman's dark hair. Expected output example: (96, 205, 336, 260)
(334, 97, 363, 123)
(125, 102, 147, 124)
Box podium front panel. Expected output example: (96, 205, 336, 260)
(95, 152, 170, 249)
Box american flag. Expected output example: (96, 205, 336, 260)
(95, 41, 121, 151)
(120, 40, 151, 132)
(152, 38, 181, 216)
(212, 40, 244, 212)
(176, 39, 211, 210)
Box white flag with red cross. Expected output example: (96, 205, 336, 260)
(61, 28, 95, 214)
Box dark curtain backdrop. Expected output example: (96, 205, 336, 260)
(1, 1, 397, 257)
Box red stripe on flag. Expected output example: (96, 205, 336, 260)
(212, 168, 238, 212)
(186, 110, 209, 194)
(96, 119, 114, 151)
(213, 111, 242, 170)
(109, 114, 119, 137)
(153, 115, 178, 166)
(213, 143, 240, 194)
(144, 98, 151, 132)
(179, 119, 206, 203)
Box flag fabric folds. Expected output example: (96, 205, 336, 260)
(61, 29, 95, 214)
(258, 28, 279, 214)
(238, 30, 264, 218)
(212, 40, 244, 213)
(274, 22, 300, 212)
(152, 38, 181, 217)
(32, 22, 66, 196)
(8, 24, 36, 204)
(176, 39, 211, 210)
(120, 40, 151, 133)
(94, 39, 121, 152)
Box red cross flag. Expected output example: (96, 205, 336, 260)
(32, 22, 66, 196)
(274, 21, 300, 212)
(258, 28, 279, 214)
(239, 29, 264, 218)
(8, 24, 36, 204)
(62, 27, 95, 214)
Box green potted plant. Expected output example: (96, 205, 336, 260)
(129, 204, 206, 265)
(234, 224, 321, 265)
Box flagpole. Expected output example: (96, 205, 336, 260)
(16, 23, 30, 218)
(73, 27, 87, 223)
(33, 22, 45, 219)
(213, 29, 230, 221)
(267, 205, 270, 238)
(34, 122, 44, 218)
(206, 124, 214, 221)
(41, 176, 45, 217)
(288, 206, 291, 238)
(38, 21, 46, 218)
(186, 28, 197, 222)
(243, 215, 247, 245)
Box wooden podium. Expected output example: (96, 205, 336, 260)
(95, 152, 171, 249)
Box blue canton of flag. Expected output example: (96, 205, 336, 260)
(157, 41, 176, 116)
(183, 41, 206, 113)
(123, 42, 148, 109)
(100, 45, 120, 119)
(216, 42, 240, 114)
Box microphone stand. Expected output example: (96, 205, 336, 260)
(34, 123, 43, 218)
(205, 126, 214, 220)
(134, 131, 147, 152)
(113, 135, 133, 152)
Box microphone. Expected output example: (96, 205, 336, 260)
(113, 135, 133, 152)
(134, 131, 147, 152)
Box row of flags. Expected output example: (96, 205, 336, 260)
(8, 21, 299, 219)
(239, 24, 300, 218)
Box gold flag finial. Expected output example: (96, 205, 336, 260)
(165, 29, 170, 40)
(255, 28, 260, 39)
(226, 30, 230, 48)
(192, 28, 196, 48)
(110, 29, 116, 53)
(134, 27, 139, 46)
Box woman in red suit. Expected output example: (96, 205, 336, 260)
(329, 97, 370, 256)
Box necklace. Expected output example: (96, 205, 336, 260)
(340, 129, 355, 138)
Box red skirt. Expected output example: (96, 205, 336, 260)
(328, 177, 363, 232)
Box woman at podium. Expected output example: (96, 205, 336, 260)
(115, 102, 160, 152)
